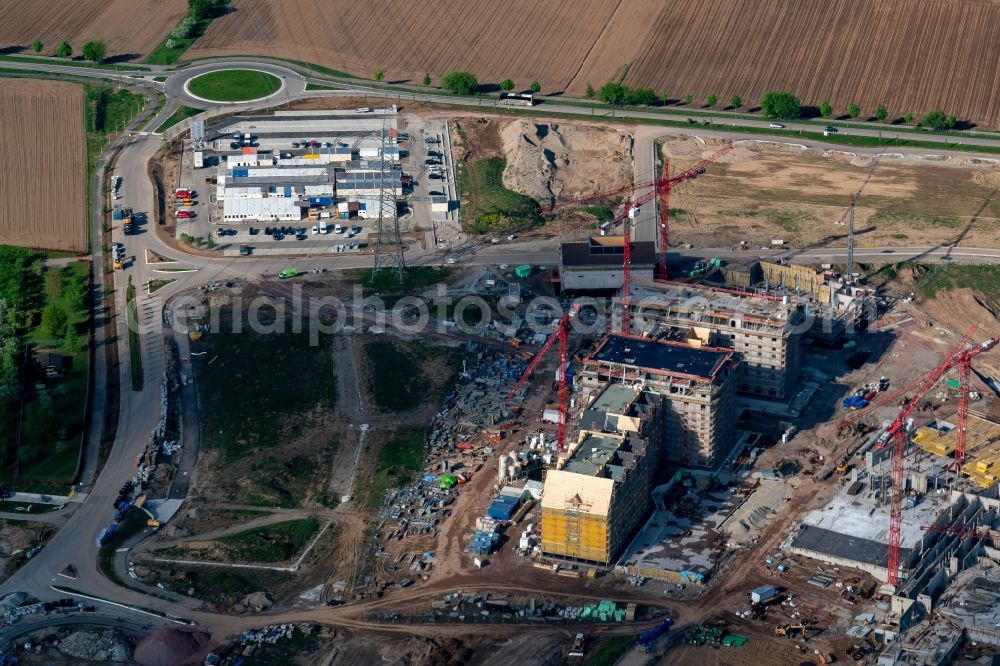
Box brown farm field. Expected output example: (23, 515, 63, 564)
(0, 81, 87, 251)
(186, 0, 1000, 128)
(182, 0, 620, 86)
(0, 0, 186, 60)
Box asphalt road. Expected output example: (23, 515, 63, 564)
(2, 56, 999, 646)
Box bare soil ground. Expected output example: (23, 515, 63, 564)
(0, 81, 86, 251)
(0, 0, 186, 60)
(659, 136, 1000, 250)
(500, 120, 633, 205)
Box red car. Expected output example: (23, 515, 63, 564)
(175, 210, 194, 219)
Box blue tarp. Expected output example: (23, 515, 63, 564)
(487, 495, 520, 521)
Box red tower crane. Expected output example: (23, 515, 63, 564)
(505, 304, 581, 452)
(592, 144, 734, 334)
(873, 327, 977, 586)
(952, 335, 999, 464)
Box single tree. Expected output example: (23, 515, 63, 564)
(55, 41, 72, 58)
(500, 78, 515, 91)
(874, 105, 888, 122)
(82, 40, 106, 64)
(921, 109, 957, 130)
(627, 87, 657, 106)
(422, 73, 431, 86)
(585, 83, 595, 98)
(599, 81, 629, 106)
(373, 69, 384, 82)
(730, 95, 742, 109)
(441, 71, 479, 95)
(31, 40, 42, 53)
(683, 93, 694, 105)
(903, 112, 914, 124)
(706, 93, 717, 107)
(847, 102, 860, 119)
(759, 91, 801, 120)
(41, 304, 68, 339)
(820, 100, 833, 117)
(529, 80, 541, 94)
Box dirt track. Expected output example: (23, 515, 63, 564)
(0, 81, 87, 251)
(0, 0, 186, 60)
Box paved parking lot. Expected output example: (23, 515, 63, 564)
(170, 111, 467, 259)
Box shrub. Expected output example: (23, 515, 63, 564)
(500, 79, 514, 91)
(55, 41, 72, 58)
(921, 109, 956, 130)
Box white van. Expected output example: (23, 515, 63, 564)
(334, 223, 343, 234)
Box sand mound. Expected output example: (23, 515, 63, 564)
(134, 629, 212, 666)
(501, 121, 632, 205)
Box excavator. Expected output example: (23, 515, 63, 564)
(774, 623, 821, 639)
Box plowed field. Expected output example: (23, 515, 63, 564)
(182, 0, 620, 90)
(187, 0, 1000, 128)
(0, 81, 87, 251)
(0, 0, 186, 60)
(606, 0, 1000, 128)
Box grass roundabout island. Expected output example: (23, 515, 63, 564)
(186, 69, 283, 102)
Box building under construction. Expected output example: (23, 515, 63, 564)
(576, 334, 738, 468)
(721, 260, 876, 343)
(540, 383, 663, 566)
(624, 280, 802, 401)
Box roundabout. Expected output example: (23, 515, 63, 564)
(183, 68, 284, 103)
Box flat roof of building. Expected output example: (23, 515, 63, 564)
(590, 383, 639, 415)
(563, 433, 623, 477)
(793, 484, 956, 564)
(561, 238, 655, 267)
(588, 334, 730, 381)
(792, 525, 911, 568)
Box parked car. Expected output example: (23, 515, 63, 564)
(311, 225, 320, 234)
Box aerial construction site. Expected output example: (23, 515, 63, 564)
(3, 50, 1000, 664)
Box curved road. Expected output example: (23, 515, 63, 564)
(1, 56, 999, 647)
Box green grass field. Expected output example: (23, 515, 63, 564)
(364, 429, 426, 510)
(84, 85, 145, 170)
(186, 69, 282, 102)
(125, 276, 142, 391)
(0, 54, 147, 71)
(364, 340, 429, 413)
(191, 311, 336, 463)
(915, 264, 1000, 309)
(457, 156, 542, 232)
(155, 105, 202, 133)
(212, 518, 321, 562)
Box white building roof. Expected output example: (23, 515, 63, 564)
(223, 198, 302, 220)
(218, 186, 263, 200)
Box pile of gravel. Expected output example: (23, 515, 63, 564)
(57, 629, 133, 662)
